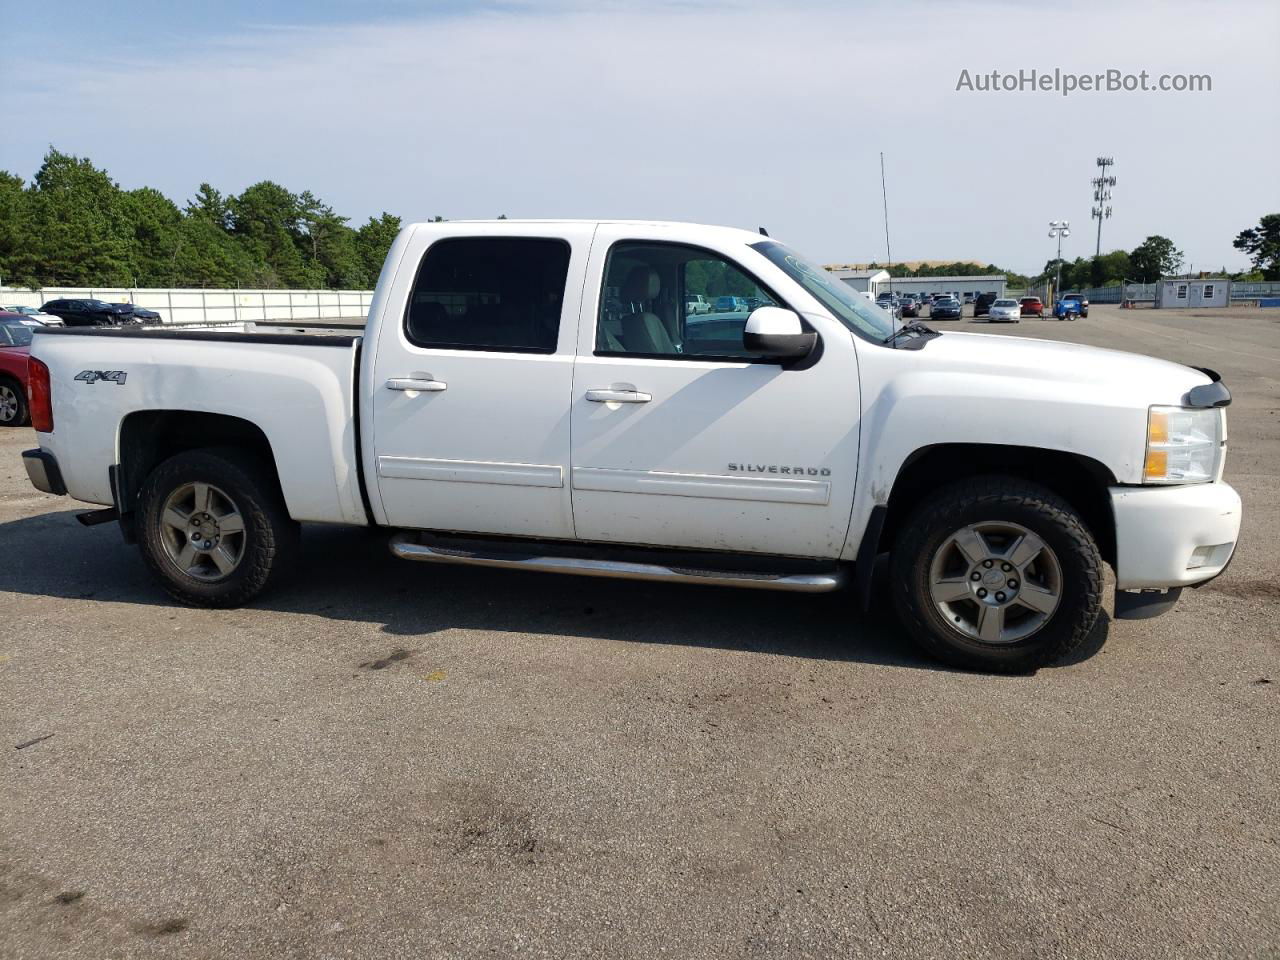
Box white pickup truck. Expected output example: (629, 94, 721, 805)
(22, 220, 1241, 671)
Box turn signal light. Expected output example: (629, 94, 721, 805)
(1143, 449, 1168, 480)
(1147, 410, 1169, 444)
(28, 357, 53, 433)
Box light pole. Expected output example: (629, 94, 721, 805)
(1048, 220, 1071, 299)
(1091, 156, 1116, 258)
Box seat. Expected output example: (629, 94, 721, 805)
(619, 266, 676, 355)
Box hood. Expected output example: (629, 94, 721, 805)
(918, 330, 1210, 405)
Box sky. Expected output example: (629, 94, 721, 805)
(3, 0, 1278, 274)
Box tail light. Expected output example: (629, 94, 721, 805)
(28, 357, 53, 432)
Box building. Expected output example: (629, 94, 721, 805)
(828, 268, 890, 297)
(826, 270, 1006, 300)
(1154, 278, 1231, 309)
(864, 275, 1007, 300)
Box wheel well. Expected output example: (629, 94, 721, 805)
(879, 444, 1116, 565)
(116, 411, 281, 536)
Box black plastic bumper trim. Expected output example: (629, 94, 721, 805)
(1114, 587, 1183, 620)
(22, 448, 67, 496)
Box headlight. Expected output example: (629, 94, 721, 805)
(1144, 406, 1225, 484)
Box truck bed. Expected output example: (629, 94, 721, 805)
(30, 324, 368, 526)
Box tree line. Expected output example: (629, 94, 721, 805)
(1034, 215, 1279, 292)
(0, 148, 410, 290)
(4, 148, 1277, 292)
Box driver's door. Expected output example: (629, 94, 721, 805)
(569, 228, 860, 558)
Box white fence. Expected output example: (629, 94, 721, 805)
(0, 286, 374, 326)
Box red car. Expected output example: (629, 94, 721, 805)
(0, 312, 34, 427)
(1019, 296, 1044, 317)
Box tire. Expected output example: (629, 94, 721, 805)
(890, 475, 1103, 672)
(137, 448, 299, 607)
(0, 377, 30, 427)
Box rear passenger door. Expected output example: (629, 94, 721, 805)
(369, 225, 592, 539)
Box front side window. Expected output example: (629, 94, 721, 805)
(750, 240, 895, 343)
(404, 237, 570, 352)
(596, 242, 779, 360)
(1176, 284, 1188, 299)
(1203, 284, 1214, 298)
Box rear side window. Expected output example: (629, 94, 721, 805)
(404, 237, 570, 353)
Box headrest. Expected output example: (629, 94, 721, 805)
(622, 266, 660, 303)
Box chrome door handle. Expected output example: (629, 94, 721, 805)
(387, 377, 447, 393)
(585, 388, 652, 403)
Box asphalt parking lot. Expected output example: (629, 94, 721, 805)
(2, 304, 1277, 959)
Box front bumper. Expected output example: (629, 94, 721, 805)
(23, 448, 67, 496)
(1110, 482, 1241, 590)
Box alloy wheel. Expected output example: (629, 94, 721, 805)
(928, 521, 1063, 644)
(159, 482, 247, 582)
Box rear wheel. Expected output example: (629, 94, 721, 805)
(137, 448, 298, 607)
(890, 476, 1103, 672)
(0, 378, 29, 427)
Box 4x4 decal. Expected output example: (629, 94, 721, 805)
(75, 370, 128, 385)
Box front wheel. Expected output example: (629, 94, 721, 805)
(890, 476, 1103, 672)
(137, 448, 299, 607)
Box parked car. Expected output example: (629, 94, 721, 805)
(1019, 296, 1044, 317)
(899, 297, 919, 318)
(875, 295, 901, 319)
(984, 299, 1022, 323)
(963, 293, 975, 304)
(23, 219, 1241, 673)
(40, 299, 135, 326)
(973, 292, 997, 318)
(930, 296, 962, 319)
(1055, 293, 1089, 319)
(713, 295, 748, 313)
(115, 303, 163, 324)
(0, 314, 33, 426)
(3, 305, 64, 326)
(684, 294, 710, 315)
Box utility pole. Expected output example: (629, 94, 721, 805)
(1048, 220, 1071, 298)
(1091, 156, 1116, 257)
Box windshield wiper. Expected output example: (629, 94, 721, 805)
(882, 320, 940, 345)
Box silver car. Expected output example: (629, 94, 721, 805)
(985, 298, 1022, 323)
(3, 305, 64, 326)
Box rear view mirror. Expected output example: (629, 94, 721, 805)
(743, 307, 817, 362)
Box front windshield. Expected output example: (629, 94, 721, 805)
(750, 240, 894, 343)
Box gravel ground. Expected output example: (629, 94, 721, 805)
(2, 304, 1277, 959)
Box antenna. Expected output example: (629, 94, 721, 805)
(880, 151, 893, 297)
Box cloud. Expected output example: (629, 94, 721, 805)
(5, 0, 1278, 270)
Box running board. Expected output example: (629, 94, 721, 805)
(389, 534, 847, 593)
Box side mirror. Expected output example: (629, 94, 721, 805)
(743, 307, 817, 362)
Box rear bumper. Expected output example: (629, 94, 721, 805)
(1110, 482, 1241, 590)
(23, 448, 67, 496)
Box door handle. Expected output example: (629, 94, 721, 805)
(586, 388, 652, 404)
(387, 377, 447, 393)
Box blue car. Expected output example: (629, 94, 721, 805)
(1053, 293, 1088, 319)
